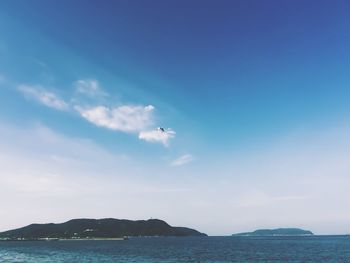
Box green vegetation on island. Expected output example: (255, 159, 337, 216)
(0, 218, 207, 240)
(233, 228, 314, 236)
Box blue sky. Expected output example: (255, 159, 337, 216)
(1, 0, 350, 235)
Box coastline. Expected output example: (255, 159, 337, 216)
(0, 237, 127, 242)
(58, 237, 126, 241)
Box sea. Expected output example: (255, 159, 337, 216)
(1, 236, 350, 262)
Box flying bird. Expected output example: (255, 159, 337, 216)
(157, 127, 165, 132)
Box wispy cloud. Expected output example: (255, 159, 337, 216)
(75, 104, 155, 133)
(17, 79, 176, 146)
(0, 122, 185, 231)
(0, 74, 5, 85)
(139, 128, 176, 146)
(234, 192, 312, 208)
(18, 84, 68, 111)
(74, 79, 107, 97)
(171, 154, 194, 166)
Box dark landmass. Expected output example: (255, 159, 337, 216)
(0, 218, 207, 240)
(233, 228, 314, 236)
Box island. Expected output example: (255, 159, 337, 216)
(232, 228, 314, 236)
(0, 218, 207, 241)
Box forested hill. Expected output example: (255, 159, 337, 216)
(0, 218, 207, 239)
(233, 228, 313, 236)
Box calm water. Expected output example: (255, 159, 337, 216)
(1, 236, 350, 262)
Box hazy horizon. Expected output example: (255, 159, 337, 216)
(1, 0, 350, 236)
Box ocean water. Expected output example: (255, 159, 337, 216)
(1, 236, 350, 262)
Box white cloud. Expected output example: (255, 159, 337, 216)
(171, 154, 194, 166)
(74, 79, 107, 97)
(17, 79, 175, 146)
(18, 84, 68, 111)
(139, 128, 176, 146)
(75, 104, 155, 133)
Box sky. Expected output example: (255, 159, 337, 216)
(0, 0, 350, 235)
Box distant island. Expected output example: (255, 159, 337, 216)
(233, 228, 314, 236)
(0, 218, 207, 241)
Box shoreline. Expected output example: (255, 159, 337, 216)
(0, 237, 127, 242)
(58, 238, 126, 241)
